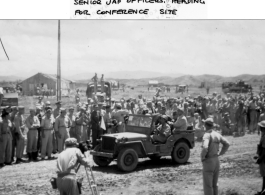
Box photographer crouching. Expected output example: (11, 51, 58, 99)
(55, 138, 92, 195)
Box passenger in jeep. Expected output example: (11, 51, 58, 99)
(151, 115, 171, 144)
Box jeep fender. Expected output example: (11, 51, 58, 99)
(117, 142, 147, 158)
(174, 138, 193, 149)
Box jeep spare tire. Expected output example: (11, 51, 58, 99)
(93, 145, 112, 167)
(171, 142, 190, 164)
(117, 148, 138, 172)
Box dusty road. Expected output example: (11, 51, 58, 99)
(0, 133, 262, 195)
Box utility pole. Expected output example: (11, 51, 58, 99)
(57, 20, 61, 101)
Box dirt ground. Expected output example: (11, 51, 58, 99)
(0, 86, 263, 195)
(0, 134, 262, 195)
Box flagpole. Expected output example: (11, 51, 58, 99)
(57, 20, 61, 101)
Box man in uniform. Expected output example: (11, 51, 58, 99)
(151, 115, 171, 143)
(104, 105, 114, 134)
(172, 107, 188, 133)
(36, 106, 43, 154)
(91, 105, 102, 148)
(235, 100, 247, 136)
(14, 106, 26, 164)
(111, 104, 129, 133)
(201, 118, 230, 195)
(0, 110, 13, 166)
(40, 108, 55, 160)
(221, 112, 233, 135)
(25, 108, 40, 161)
(10, 106, 18, 162)
(54, 108, 71, 153)
(75, 106, 86, 142)
(36, 96, 45, 111)
(56, 138, 91, 195)
(52, 100, 62, 153)
(68, 107, 76, 138)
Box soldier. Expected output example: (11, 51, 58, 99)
(91, 105, 102, 149)
(52, 100, 62, 153)
(14, 106, 26, 164)
(68, 107, 76, 138)
(101, 74, 105, 93)
(56, 138, 91, 195)
(40, 108, 55, 160)
(111, 104, 129, 133)
(91, 73, 98, 93)
(36, 106, 43, 154)
(0, 110, 12, 166)
(248, 96, 258, 134)
(25, 108, 40, 161)
(172, 107, 188, 133)
(36, 96, 45, 111)
(235, 100, 247, 136)
(201, 118, 230, 195)
(54, 108, 71, 153)
(151, 115, 171, 143)
(104, 105, 114, 134)
(221, 112, 233, 135)
(10, 106, 18, 162)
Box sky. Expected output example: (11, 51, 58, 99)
(0, 20, 265, 78)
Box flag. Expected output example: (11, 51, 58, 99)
(100, 116, 106, 131)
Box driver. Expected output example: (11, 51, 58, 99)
(151, 115, 171, 144)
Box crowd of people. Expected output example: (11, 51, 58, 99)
(0, 88, 264, 167)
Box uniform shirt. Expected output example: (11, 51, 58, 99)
(53, 108, 60, 119)
(54, 115, 71, 132)
(68, 114, 76, 128)
(112, 109, 129, 123)
(249, 101, 257, 110)
(207, 103, 217, 114)
(41, 115, 55, 130)
(103, 112, 112, 124)
(201, 129, 230, 161)
(14, 114, 25, 136)
(0, 119, 12, 134)
(173, 115, 188, 131)
(156, 123, 171, 138)
(75, 111, 85, 126)
(25, 115, 40, 130)
(57, 147, 89, 175)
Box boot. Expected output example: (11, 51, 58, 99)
(28, 153, 32, 161)
(33, 152, 38, 161)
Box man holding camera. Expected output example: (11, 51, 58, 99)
(56, 138, 91, 195)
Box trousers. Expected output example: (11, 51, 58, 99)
(249, 110, 257, 132)
(16, 135, 26, 159)
(57, 175, 79, 195)
(57, 128, 70, 153)
(27, 130, 38, 153)
(41, 130, 53, 158)
(202, 157, 220, 195)
(0, 134, 12, 163)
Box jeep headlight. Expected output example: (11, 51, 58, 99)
(115, 138, 120, 143)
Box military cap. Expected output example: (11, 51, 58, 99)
(18, 106, 25, 110)
(65, 138, 78, 147)
(11, 106, 18, 110)
(29, 108, 35, 112)
(160, 115, 168, 121)
(116, 104, 122, 109)
(69, 107, 74, 110)
(46, 101, 51, 105)
(80, 106, 86, 111)
(46, 108, 52, 113)
(36, 106, 42, 110)
(202, 118, 214, 126)
(177, 107, 184, 112)
(55, 100, 62, 105)
(60, 108, 66, 111)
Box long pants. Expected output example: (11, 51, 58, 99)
(57, 175, 79, 195)
(41, 130, 53, 158)
(249, 110, 257, 132)
(11, 130, 16, 160)
(82, 125, 88, 142)
(202, 157, 220, 195)
(92, 127, 102, 148)
(52, 131, 58, 153)
(69, 127, 76, 138)
(57, 128, 70, 153)
(27, 130, 38, 153)
(37, 128, 42, 153)
(237, 118, 246, 135)
(87, 126, 91, 141)
(0, 134, 12, 163)
(75, 125, 83, 143)
(16, 136, 26, 159)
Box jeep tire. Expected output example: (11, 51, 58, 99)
(171, 142, 190, 164)
(117, 148, 138, 172)
(93, 145, 112, 167)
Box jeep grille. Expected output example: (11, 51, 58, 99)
(102, 137, 116, 152)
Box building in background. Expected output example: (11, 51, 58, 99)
(148, 80, 158, 88)
(20, 72, 75, 96)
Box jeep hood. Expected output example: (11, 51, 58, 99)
(102, 132, 147, 140)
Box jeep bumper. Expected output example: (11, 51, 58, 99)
(90, 151, 114, 158)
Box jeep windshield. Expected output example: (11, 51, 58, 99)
(127, 115, 152, 128)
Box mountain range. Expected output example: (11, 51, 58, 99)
(0, 71, 265, 87)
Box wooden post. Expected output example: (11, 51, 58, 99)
(57, 20, 61, 101)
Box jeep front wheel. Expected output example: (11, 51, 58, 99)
(93, 145, 112, 167)
(117, 148, 138, 172)
(171, 142, 190, 164)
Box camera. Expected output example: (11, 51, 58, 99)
(77, 140, 93, 154)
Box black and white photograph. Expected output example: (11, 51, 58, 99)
(1, 20, 265, 195)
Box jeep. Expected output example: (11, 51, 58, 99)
(90, 114, 195, 172)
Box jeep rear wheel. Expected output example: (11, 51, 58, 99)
(93, 145, 112, 167)
(171, 142, 190, 164)
(117, 148, 138, 172)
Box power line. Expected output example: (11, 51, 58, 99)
(0, 38, 9, 60)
